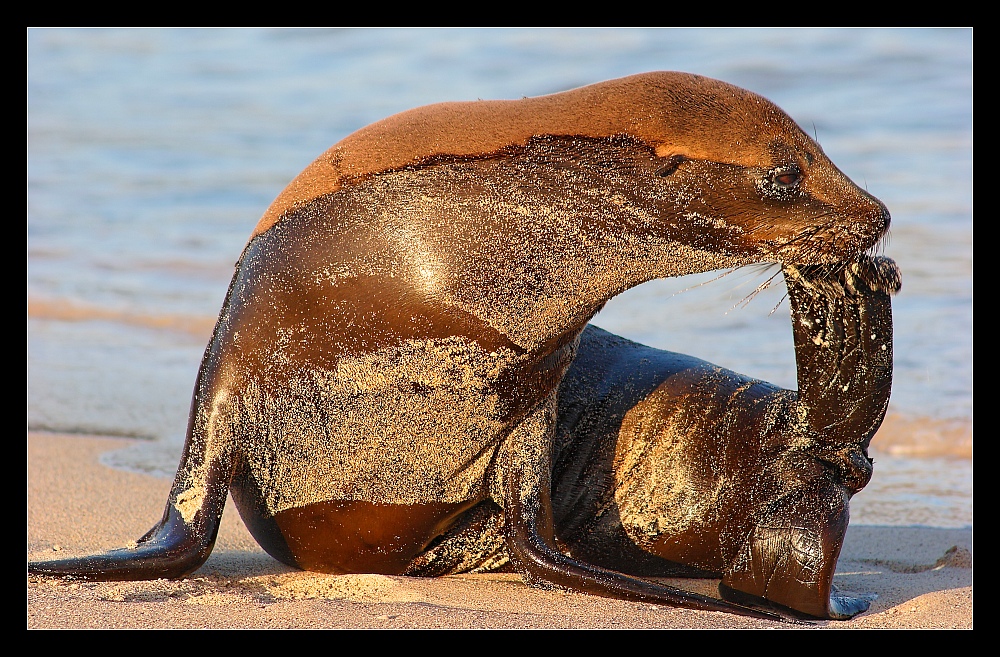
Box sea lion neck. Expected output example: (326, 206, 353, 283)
(262, 135, 759, 352)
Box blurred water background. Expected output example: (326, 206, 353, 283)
(27, 28, 972, 528)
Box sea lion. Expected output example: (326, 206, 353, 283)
(405, 255, 900, 620)
(28, 72, 891, 620)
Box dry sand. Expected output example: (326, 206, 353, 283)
(27, 431, 971, 629)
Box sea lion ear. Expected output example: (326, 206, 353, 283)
(655, 154, 687, 177)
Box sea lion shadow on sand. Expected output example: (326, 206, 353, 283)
(29, 72, 896, 622)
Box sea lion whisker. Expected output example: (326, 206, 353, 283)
(728, 267, 783, 313)
(657, 266, 743, 302)
(874, 230, 892, 256)
(768, 291, 791, 317)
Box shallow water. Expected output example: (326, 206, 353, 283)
(27, 28, 972, 528)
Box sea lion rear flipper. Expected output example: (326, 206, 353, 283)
(718, 255, 900, 619)
(720, 475, 861, 619)
(785, 255, 900, 447)
(499, 395, 787, 622)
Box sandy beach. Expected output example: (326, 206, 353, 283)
(27, 431, 971, 629)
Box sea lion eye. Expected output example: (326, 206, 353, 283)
(771, 166, 802, 188)
(758, 165, 805, 201)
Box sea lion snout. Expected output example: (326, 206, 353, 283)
(794, 156, 891, 263)
(840, 183, 891, 253)
(868, 194, 892, 243)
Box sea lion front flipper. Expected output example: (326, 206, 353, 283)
(29, 344, 237, 581)
(29, 437, 233, 581)
(28, 501, 224, 581)
(499, 394, 786, 622)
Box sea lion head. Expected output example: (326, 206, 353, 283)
(638, 73, 891, 266)
(252, 72, 889, 268)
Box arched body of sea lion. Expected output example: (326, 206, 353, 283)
(405, 255, 899, 620)
(28, 72, 891, 621)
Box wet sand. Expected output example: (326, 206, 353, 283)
(27, 431, 971, 629)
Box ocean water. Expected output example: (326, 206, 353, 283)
(27, 28, 972, 528)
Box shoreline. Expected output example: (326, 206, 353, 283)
(27, 431, 972, 629)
